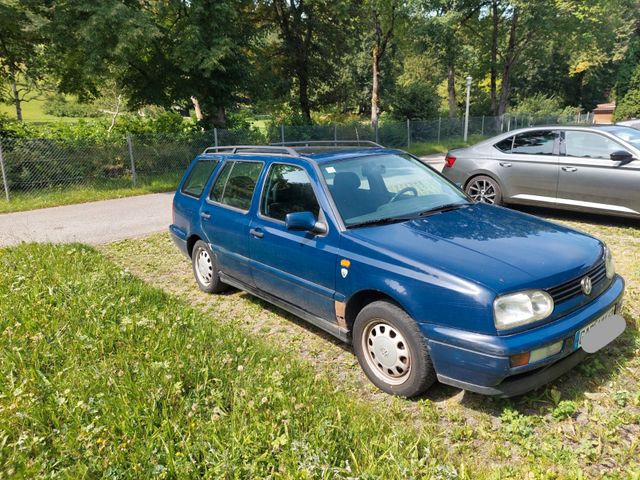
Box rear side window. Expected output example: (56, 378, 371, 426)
(511, 131, 557, 155)
(210, 161, 263, 211)
(261, 164, 320, 221)
(494, 137, 514, 152)
(181, 160, 219, 198)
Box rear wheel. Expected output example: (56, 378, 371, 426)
(465, 175, 502, 205)
(191, 240, 228, 294)
(353, 301, 436, 398)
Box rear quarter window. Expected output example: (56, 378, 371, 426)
(494, 137, 514, 153)
(181, 160, 219, 198)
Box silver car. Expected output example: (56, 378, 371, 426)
(442, 125, 640, 219)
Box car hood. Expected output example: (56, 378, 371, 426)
(347, 203, 603, 293)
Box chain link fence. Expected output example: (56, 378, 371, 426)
(0, 113, 594, 204)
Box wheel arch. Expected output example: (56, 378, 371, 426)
(186, 234, 202, 258)
(344, 289, 407, 329)
(463, 171, 508, 202)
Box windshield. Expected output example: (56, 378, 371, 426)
(321, 153, 468, 227)
(602, 126, 640, 148)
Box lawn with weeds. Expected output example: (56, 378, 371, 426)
(405, 134, 487, 156)
(0, 243, 468, 478)
(0, 172, 180, 214)
(101, 213, 640, 479)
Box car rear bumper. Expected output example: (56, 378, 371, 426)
(169, 225, 190, 258)
(419, 275, 625, 397)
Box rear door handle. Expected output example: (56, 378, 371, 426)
(250, 228, 264, 238)
(200, 211, 211, 220)
(499, 162, 512, 167)
(562, 166, 578, 172)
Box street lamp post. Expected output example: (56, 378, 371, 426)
(464, 76, 472, 142)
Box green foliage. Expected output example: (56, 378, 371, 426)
(511, 93, 571, 116)
(388, 82, 440, 120)
(42, 94, 99, 118)
(614, 42, 640, 121)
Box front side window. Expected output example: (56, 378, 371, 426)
(511, 131, 557, 155)
(564, 131, 626, 160)
(494, 137, 514, 153)
(261, 164, 320, 221)
(209, 160, 263, 211)
(321, 154, 468, 227)
(181, 160, 219, 198)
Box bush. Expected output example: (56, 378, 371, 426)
(42, 94, 100, 118)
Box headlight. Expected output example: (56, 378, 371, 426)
(605, 246, 615, 279)
(494, 290, 554, 330)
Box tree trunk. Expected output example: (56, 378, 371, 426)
(371, 48, 380, 127)
(9, 67, 22, 122)
(447, 63, 457, 118)
(298, 64, 312, 124)
(497, 8, 519, 117)
(490, 0, 499, 116)
(212, 105, 226, 127)
(191, 96, 204, 121)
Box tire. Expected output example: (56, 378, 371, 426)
(191, 240, 228, 294)
(353, 301, 436, 398)
(465, 175, 503, 205)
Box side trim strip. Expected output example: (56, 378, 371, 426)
(512, 194, 638, 214)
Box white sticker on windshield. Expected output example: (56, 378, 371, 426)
(325, 166, 336, 173)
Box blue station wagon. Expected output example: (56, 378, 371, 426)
(170, 141, 626, 398)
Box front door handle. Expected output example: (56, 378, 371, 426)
(200, 211, 211, 220)
(499, 162, 512, 167)
(250, 228, 264, 239)
(562, 166, 578, 172)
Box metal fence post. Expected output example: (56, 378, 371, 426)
(375, 123, 379, 144)
(407, 119, 411, 148)
(0, 141, 10, 202)
(214, 128, 218, 147)
(281, 124, 285, 144)
(334, 123, 337, 146)
(127, 133, 137, 187)
(437, 116, 441, 143)
(481, 115, 485, 136)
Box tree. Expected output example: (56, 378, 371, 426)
(368, 0, 399, 127)
(0, 1, 44, 120)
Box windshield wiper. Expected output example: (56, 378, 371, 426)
(416, 202, 470, 217)
(346, 215, 415, 229)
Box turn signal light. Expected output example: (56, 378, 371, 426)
(444, 153, 456, 168)
(510, 352, 530, 367)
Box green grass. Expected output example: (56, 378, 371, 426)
(0, 97, 90, 123)
(406, 134, 488, 156)
(0, 172, 180, 214)
(0, 243, 467, 478)
(101, 222, 640, 479)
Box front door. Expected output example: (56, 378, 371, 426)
(493, 129, 560, 203)
(558, 130, 640, 216)
(200, 159, 264, 287)
(249, 162, 337, 321)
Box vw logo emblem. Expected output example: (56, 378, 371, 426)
(581, 276, 592, 295)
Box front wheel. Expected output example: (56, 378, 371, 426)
(465, 175, 503, 205)
(191, 240, 228, 294)
(353, 301, 436, 398)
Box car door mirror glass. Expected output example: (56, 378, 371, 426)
(610, 150, 634, 163)
(285, 211, 326, 234)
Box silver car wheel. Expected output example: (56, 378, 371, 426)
(361, 320, 411, 385)
(467, 178, 497, 204)
(195, 247, 214, 286)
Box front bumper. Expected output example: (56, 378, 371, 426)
(419, 274, 625, 397)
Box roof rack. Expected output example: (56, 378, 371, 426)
(270, 140, 383, 149)
(201, 140, 384, 157)
(202, 145, 299, 156)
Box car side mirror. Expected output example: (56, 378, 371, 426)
(610, 150, 634, 163)
(285, 211, 327, 234)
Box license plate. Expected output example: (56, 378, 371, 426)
(574, 307, 625, 353)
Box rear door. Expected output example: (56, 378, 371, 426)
(249, 161, 337, 321)
(200, 159, 264, 287)
(557, 130, 640, 215)
(492, 129, 560, 203)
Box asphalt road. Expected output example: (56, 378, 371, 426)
(0, 192, 174, 247)
(0, 154, 445, 248)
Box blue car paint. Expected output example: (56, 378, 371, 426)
(170, 148, 625, 396)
